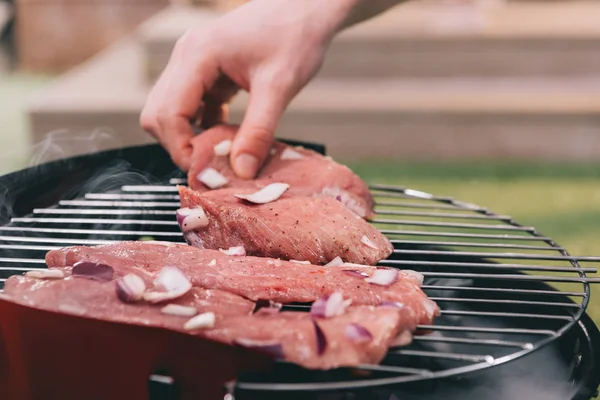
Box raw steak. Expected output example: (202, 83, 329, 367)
(187, 125, 374, 218)
(178, 186, 393, 266)
(204, 306, 405, 370)
(45, 241, 439, 327)
(2, 274, 405, 369)
(2, 274, 254, 327)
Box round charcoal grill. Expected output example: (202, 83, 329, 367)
(0, 143, 599, 400)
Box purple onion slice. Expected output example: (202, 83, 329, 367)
(380, 301, 405, 309)
(365, 268, 399, 287)
(234, 338, 285, 359)
(312, 320, 327, 355)
(116, 273, 146, 303)
(310, 292, 350, 318)
(72, 262, 114, 281)
(345, 323, 373, 343)
(342, 269, 369, 279)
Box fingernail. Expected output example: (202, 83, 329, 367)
(234, 153, 259, 179)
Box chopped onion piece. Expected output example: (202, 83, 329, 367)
(402, 269, 424, 286)
(345, 323, 373, 343)
(392, 330, 413, 347)
(208, 259, 216, 266)
(143, 266, 192, 303)
(312, 320, 327, 355)
(380, 301, 405, 309)
(234, 183, 290, 204)
(365, 268, 399, 287)
(342, 269, 369, 278)
(310, 292, 350, 318)
(325, 256, 343, 267)
(234, 339, 284, 359)
(423, 299, 439, 319)
(58, 303, 86, 316)
(183, 312, 215, 331)
(219, 246, 246, 256)
(154, 266, 191, 293)
(72, 262, 114, 281)
(116, 274, 146, 303)
(280, 148, 304, 160)
(290, 260, 310, 265)
(25, 269, 64, 279)
(361, 235, 378, 250)
(197, 168, 228, 189)
(177, 207, 209, 232)
(161, 304, 198, 317)
(213, 139, 232, 156)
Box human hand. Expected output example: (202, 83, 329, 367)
(140, 0, 345, 178)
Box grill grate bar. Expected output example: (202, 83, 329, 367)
(422, 285, 586, 297)
(389, 350, 494, 364)
(375, 201, 464, 210)
(11, 217, 179, 226)
(392, 249, 600, 262)
(375, 209, 511, 221)
(0, 235, 112, 245)
(421, 272, 600, 283)
(347, 364, 433, 376)
(417, 325, 556, 336)
(381, 259, 597, 273)
(60, 200, 180, 208)
(0, 226, 184, 237)
(0, 266, 39, 272)
(380, 229, 550, 241)
(121, 185, 179, 192)
(85, 193, 180, 200)
(33, 209, 176, 216)
(372, 219, 534, 231)
(389, 239, 562, 251)
(440, 310, 573, 321)
(0, 244, 61, 251)
(411, 336, 533, 349)
(429, 297, 581, 308)
(0, 258, 45, 264)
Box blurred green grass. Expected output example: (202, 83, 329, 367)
(347, 160, 600, 326)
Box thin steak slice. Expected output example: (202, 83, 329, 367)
(45, 242, 439, 327)
(2, 274, 404, 370)
(2, 274, 254, 326)
(178, 186, 393, 266)
(187, 125, 374, 218)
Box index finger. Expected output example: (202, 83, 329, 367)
(141, 35, 220, 171)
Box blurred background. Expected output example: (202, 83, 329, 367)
(0, 0, 597, 323)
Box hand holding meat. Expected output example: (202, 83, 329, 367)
(140, 0, 405, 177)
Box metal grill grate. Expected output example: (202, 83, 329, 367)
(1, 178, 599, 393)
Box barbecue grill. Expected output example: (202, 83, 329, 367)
(0, 142, 598, 400)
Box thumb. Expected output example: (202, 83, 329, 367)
(231, 85, 289, 179)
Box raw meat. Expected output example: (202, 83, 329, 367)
(2, 274, 255, 327)
(178, 186, 393, 266)
(2, 274, 405, 369)
(205, 306, 405, 369)
(45, 241, 438, 326)
(187, 125, 374, 218)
